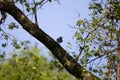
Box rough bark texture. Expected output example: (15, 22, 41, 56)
(117, 35, 120, 80)
(0, 0, 100, 79)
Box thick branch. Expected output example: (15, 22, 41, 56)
(0, 0, 100, 79)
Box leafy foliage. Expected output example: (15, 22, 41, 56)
(73, 0, 120, 79)
(0, 46, 76, 80)
(8, 22, 19, 30)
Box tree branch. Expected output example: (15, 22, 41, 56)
(0, 0, 100, 79)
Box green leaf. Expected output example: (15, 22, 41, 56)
(76, 20, 84, 26)
(89, 4, 97, 10)
(25, 3, 31, 12)
(79, 28, 85, 34)
(4, 35, 8, 40)
(112, 55, 117, 62)
(13, 42, 21, 49)
(8, 22, 19, 30)
(2, 43, 7, 47)
(102, 7, 109, 15)
(74, 32, 83, 41)
(14, 44, 21, 49)
(93, 69, 98, 73)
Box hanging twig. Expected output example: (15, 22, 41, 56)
(33, 0, 38, 25)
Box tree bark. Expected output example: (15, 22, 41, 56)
(0, 0, 100, 79)
(117, 34, 120, 80)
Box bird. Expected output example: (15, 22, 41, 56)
(56, 37, 63, 43)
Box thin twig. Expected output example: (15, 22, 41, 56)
(68, 25, 79, 29)
(87, 54, 106, 64)
(33, 0, 38, 25)
(76, 44, 84, 61)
